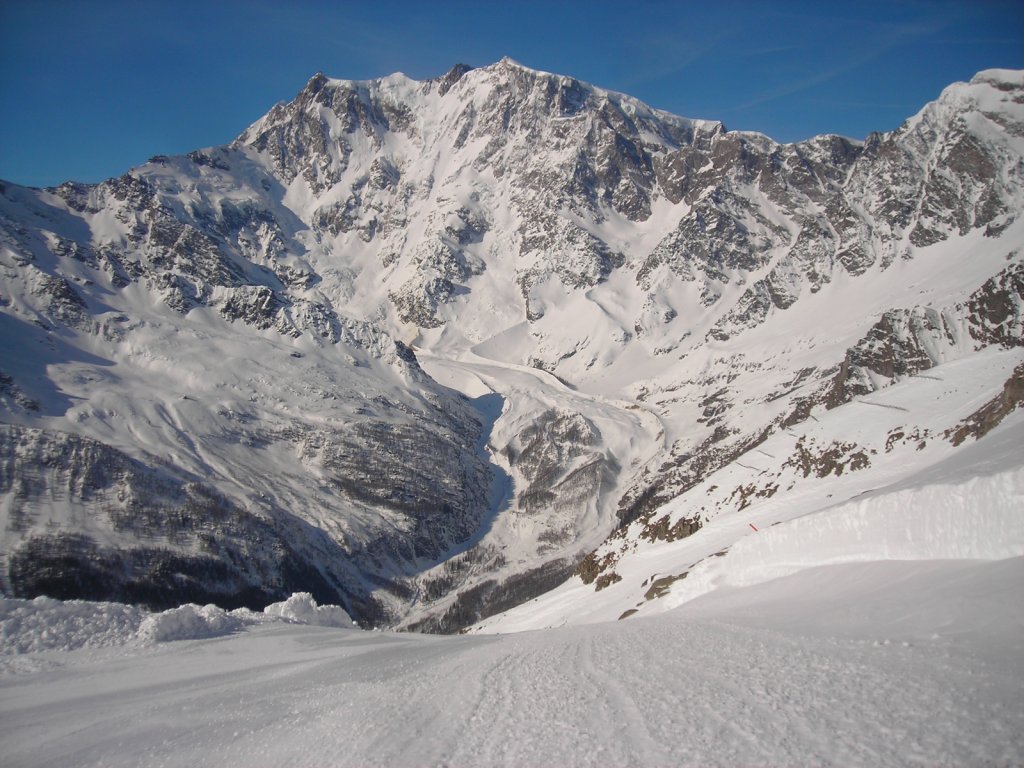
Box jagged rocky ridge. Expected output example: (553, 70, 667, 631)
(0, 60, 1022, 629)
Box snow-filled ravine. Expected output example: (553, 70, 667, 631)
(2, 557, 1022, 767)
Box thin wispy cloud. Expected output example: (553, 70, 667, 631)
(615, 32, 733, 91)
(727, 14, 953, 113)
(740, 44, 807, 58)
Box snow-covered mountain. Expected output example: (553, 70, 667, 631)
(1, 60, 1021, 629)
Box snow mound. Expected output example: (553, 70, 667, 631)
(137, 604, 246, 645)
(262, 592, 356, 628)
(0, 596, 145, 653)
(0, 593, 356, 656)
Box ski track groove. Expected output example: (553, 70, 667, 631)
(574, 631, 664, 765)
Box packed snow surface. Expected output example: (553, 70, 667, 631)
(1, 558, 1021, 766)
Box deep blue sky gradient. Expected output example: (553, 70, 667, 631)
(2, 0, 1022, 188)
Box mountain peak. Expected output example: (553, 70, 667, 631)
(434, 62, 474, 95)
(970, 68, 1024, 89)
(304, 72, 329, 95)
(496, 56, 530, 70)
(896, 67, 1024, 140)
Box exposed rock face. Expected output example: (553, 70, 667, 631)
(824, 261, 1024, 408)
(1, 61, 1022, 629)
(945, 362, 1024, 445)
(506, 409, 608, 518)
(0, 425, 352, 610)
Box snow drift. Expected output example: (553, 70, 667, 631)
(665, 461, 1024, 610)
(0, 592, 353, 654)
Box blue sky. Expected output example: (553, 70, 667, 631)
(1, 0, 1022, 188)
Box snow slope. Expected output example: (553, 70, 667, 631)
(473, 349, 1024, 632)
(1, 556, 1021, 767)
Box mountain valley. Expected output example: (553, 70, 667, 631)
(1, 60, 1022, 631)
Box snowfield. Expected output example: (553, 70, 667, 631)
(1, 557, 1021, 767)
